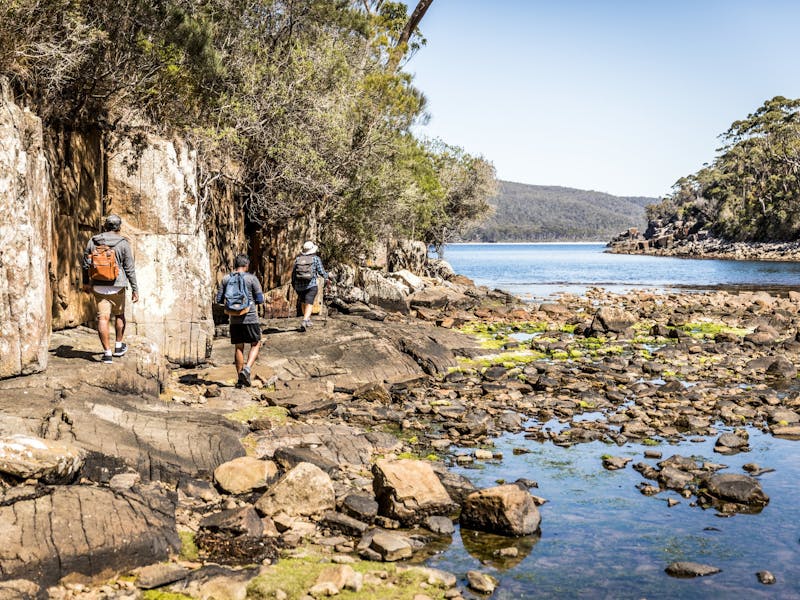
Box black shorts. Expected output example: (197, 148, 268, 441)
(230, 323, 262, 345)
(297, 286, 318, 305)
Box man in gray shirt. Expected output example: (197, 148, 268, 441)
(82, 214, 139, 364)
(215, 254, 265, 387)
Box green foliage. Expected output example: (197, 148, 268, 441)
(657, 97, 800, 242)
(0, 1, 494, 255)
(464, 181, 653, 242)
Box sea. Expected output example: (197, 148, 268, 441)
(425, 243, 800, 599)
(442, 242, 800, 300)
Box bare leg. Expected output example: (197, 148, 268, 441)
(234, 343, 245, 373)
(245, 341, 261, 369)
(98, 315, 111, 351)
(115, 314, 126, 343)
(303, 303, 313, 321)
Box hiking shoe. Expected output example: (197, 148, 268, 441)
(305, 319, 313, 328)
(102, 354, 113, 364)
(112, 343, 128, 357)
(300, 320, 309, 331)
(238, 367, 251, 387)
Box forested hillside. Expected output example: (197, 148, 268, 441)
(463, 181, 653, 242)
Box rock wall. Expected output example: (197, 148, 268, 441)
(47, 126, 103, 330)
(104, 136, 214, 365)
(0, 81, 51, 378)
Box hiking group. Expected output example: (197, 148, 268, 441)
(82, 215, 328, 388)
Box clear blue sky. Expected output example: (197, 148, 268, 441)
(408, 0, 800, 198)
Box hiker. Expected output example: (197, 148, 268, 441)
(215, 254, 265, 387)
(81, 214, 139, 364)
(292, 240, 328, 330)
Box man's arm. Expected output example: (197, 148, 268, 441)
(251, 277, 265, 305)
(215, 275, 228, 305)
(120, 240, 139, 302)
(81, 239, 94, 291)
(315, 256, 329, 281)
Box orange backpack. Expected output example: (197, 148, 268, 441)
(88, 245, 119, 282)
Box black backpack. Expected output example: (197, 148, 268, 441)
(293, 255, 315, 282)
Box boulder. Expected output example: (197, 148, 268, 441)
(372, 459, 456, 526)
(700, 474, 769, 507)
(0, 435, 85, 483)
(358, 268, 410, 314)
(213, 457, 278, 495)
(390, 269, 425, 292)
(387, 239, 427, 274)
(200, 506, 264, 538)
(255, 462, 335, 517)
(0, 81, 51, 378)
(460, 484, 541, 536)
(590, 307, 637, 333)
(0, 484, 178, 587)
(408, 287, 475, 311)
(665, 561, 721, 578)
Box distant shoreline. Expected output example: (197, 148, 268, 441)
(448, 241, 605, 246)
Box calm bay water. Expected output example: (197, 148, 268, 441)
(443, 243, 800, 299)
(427, 243, 800, 599)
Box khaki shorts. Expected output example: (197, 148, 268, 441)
(93, 289, 126, 318)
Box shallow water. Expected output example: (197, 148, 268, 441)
(427, 244, 800, 597)
(428, 427, 800, 599)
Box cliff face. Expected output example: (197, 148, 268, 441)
(0, 81, 51, 378)
(0, 84, 247, 374)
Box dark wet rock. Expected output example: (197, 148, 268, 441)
(460, 484, 541, 536)
(602, 456, 632, 470)
(765, 357, 797, 379)
(644, 450, 662, 459)
(273, 446, 340, 476)
(432, 464, 478, 505)
(200, 506, 264, 537)
(455, 411, 493, 436)
(0, 484, 178, 587)
(466, 570, 498, 594)
(322, 510, 370, 536)
(372, 459, 456, 526)
(289, 396, 338, 417)
(213, 456, 278, 494)
(0, 434, 85, 483)
(658, 455, 699, 471)
(255, 462, 335, 517)
(179, 476, 221, 502)
(135, 563, 189, 589)
(658, 379, 684, 394)
(341, 493, 379, 523)
(353, 382, 392, 404)
(700, 473, 769, 507)
(756, 570, 776, 584)
(482, 365, 508, 381)
(665, 561, 721, 578)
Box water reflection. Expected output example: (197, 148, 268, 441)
(460, 528, 540, 570)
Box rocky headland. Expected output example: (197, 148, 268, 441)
(606, 221, 800, 262)
(2, 273, 800, 598)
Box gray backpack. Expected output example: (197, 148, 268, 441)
(293, 255, 315, 282)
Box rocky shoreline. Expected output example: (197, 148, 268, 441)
(607, 225, 800, 262)
(2, 273, 800, 598)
